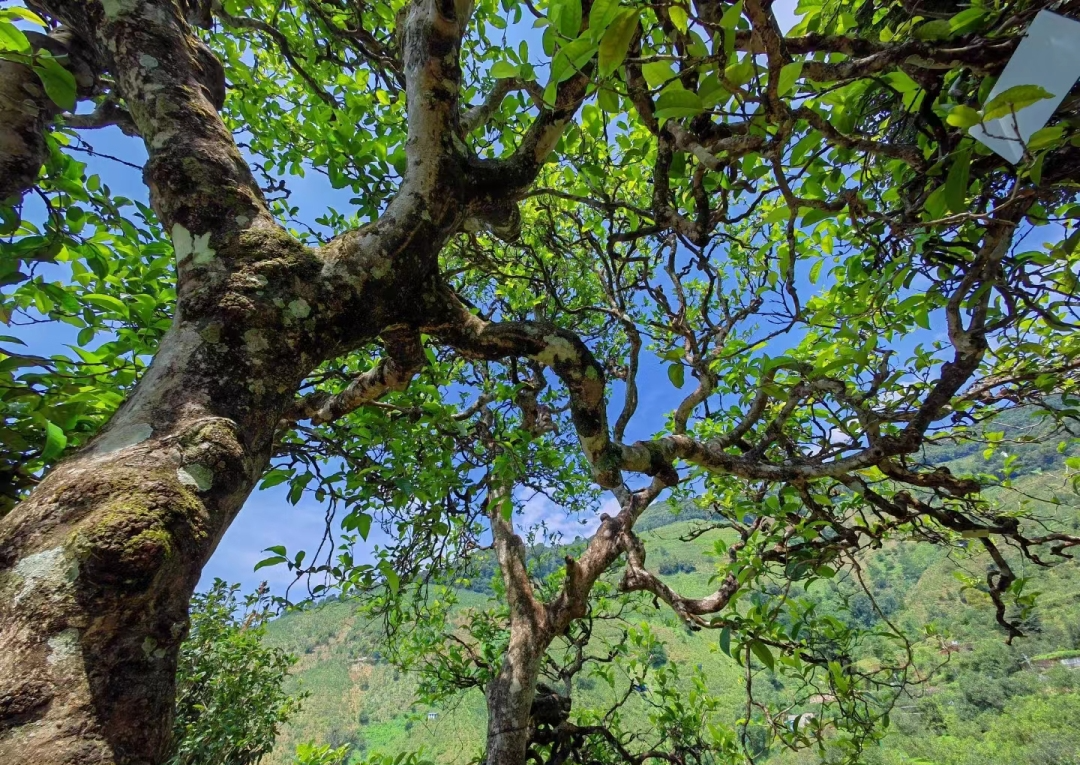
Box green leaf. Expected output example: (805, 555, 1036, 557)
(259, 469, 292, 489)
(720, 0, 743, 30)
(948, 6, 986, 35)
(549, 0, 582, 38)
(914, 19, 954, 40)
(597, 9, 638, 77)
(1027, 125, 1065, 151)
(697, 72, 726, 108)
(952, 569, 976, 585)
(0, 20, 30, 53)
(642, 61, 675, 89)
(355, 512, 372, 541)
(654, 88, 703, 120)
(923, 184, 947, 220)
(982, 84, 1055, 122)
(254, 555, 287, 571)
(801, 207, 833, 227)
(725, 59, 755, 87)
(587, 0, 620, 37)
(668, 5, 688, 33)
(597, 86, 620, 112)
(550, 36, 596, 83)
(829, 660, 849, 692)
(667, 362, 685, 388)
(1029, 152, 1045, 186)
(719, 627, 731, 656)
(542, 26, 557, 57)
(341, 510, 373, 540)
(946, 105, 981, 129)
(42, 420, 67, 460)
(380, 561, 400, 594)
(776, 61, 802, 97)
(749, 640, 775, 671)
(883, 70, 919, 94)
(34, 54, 77, 111)
(808, 259, 823, 284)
(83, 293, 128, 315)
(543, 81, 557, 107)
(490, 61, 519, 79)
(1, 6, 47, 25)
(944, 147, 971, 214)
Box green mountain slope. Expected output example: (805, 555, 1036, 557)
(262, 414, 1080, 765)
(264, 516, 751, 764)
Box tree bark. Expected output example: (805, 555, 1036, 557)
(0, 3, 371, 759)
(0, 27, 95, 203)
(0, 298, 323, 762)
(477, 484, 666, 765)
(0, 0, 567, 757)
(482, 485, 550, 765)
(485, 629, 545, 765)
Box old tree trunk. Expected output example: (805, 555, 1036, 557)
(0, 0, 533, 760)
(5, 0, 1079, 761)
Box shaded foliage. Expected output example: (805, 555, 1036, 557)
(169, 581, 306, 765)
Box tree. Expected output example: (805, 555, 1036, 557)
(168, 580, 305, 765)
(1, 0, 1080, 762)
(293, 743, 351, 765)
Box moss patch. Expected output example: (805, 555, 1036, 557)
(67, 470, 209, 587)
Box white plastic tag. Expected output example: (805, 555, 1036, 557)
(970, 10, 1080, 163)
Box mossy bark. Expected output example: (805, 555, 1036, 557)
(0, 0, 560, 759)
(0, 311, 306, 763)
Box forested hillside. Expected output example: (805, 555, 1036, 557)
(262, 409, 1080, 765)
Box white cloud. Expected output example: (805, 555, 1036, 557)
(514, 490, 613, 543)
(829, 427, 853, 445)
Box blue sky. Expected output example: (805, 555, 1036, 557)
(14, 0, 1065, 608)
(12, 83, 688, 596)
(10, 0, 839, 596)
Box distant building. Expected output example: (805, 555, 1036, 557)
(427, 712, 439, 721)
(784, 712, 816, 730)
(1030, 655, 1080, 671)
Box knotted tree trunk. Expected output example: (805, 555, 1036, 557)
(0, 0, 461, 759)
(0, 319, 303, 762)
(0, 0, 580, 756)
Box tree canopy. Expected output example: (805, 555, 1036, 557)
(169, 580, 306, 765)
(1, 0, 1080, 763)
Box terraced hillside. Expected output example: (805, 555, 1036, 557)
(263, 410, 1080, 765)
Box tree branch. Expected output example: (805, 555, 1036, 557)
(216, 9, 341, 108)
(0, 27, 96, 202)
(284, 328, 425, 424)
(461, 78, 544, 135)
(424, 286, 625, 488)
(62, 96, 139, 135)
